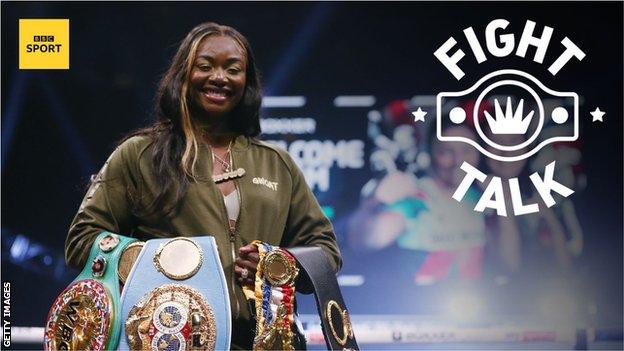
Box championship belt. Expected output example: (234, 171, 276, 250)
(242, 241, 299, 351)
(288, 247, 360, 351)
(44, 232, 138, 351)
(117, 236, 231, 351)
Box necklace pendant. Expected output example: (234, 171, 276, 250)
(213, 167, 246, 184)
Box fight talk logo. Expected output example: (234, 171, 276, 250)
(412, 19, 606, 216)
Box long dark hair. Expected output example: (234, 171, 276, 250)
(125, 22, 262, 218)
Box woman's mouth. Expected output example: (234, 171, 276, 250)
(202, 88, 230, 103)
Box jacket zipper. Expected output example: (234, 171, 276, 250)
(212, 147, 243, 320)
(228, 224, 241, 320)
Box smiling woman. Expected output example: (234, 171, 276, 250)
(64, 22, 341, 350)
(190, 35, 247, 120)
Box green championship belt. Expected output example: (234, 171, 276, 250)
(44, 232, 138, 351)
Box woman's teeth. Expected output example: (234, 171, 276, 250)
(205, 90, 227, 98)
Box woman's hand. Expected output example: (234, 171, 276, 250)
(374, 171, 419, 204)
(235, 244, 260, 286)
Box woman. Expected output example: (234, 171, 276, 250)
(484, 132, 572, 276)
(348, 121, 486, 289)
(64, 22, 341, 349)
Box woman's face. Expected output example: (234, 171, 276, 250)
(486, 133, 528, 178)
(431, 126, 480, 188)
(190, 35, 247, 120)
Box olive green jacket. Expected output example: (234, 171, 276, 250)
(65, 134, 341, 349)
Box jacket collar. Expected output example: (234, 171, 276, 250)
(231, 134, 251, 152)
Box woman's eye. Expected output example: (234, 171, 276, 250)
(198, 64, 211, 71)
(227, 68, 242, 74)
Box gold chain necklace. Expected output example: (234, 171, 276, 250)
(211, 140, 232, 173)
(210, 139, 246, 184)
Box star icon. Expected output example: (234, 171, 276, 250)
(590, 107, 605, 122)
(412, 107, 427, 122)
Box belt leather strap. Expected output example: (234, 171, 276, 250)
(287, 247, 360, 351)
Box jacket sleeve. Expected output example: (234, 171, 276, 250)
(280, 155, 342, 274)
(65, 138, 141, 269)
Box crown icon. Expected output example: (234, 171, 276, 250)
(484, 97, 534, 134)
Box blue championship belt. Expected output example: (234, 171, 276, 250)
(118, 236, 231, 351)
(44, 232, 138, 351)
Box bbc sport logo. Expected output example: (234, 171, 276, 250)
(19, 19, 69, 70)
(412, 19, 606, 217)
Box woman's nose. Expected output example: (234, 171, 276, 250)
(448, 154, 458, 168)
(208, 68, 227, 85)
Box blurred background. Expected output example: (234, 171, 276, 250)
(2, 2, 622, 350)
